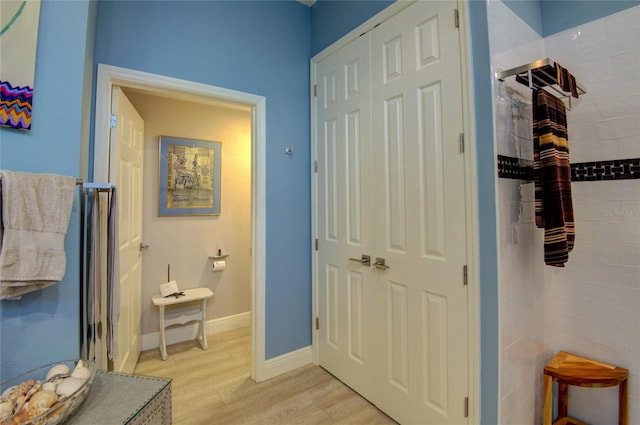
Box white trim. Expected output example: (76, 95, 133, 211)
(251, 97, 268, 382)
(93, 64, 266, 381)
(141, 312, 250, 351)
(457, 2, 481, 423)
(262, 346, 313, 381)
(310, 58, 319, 366)
(310, 1, 480, 422)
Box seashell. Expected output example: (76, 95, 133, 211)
(55, 377, 84, 398)
(41, 382, 56, 392)
(45, 364, 70, 381)
(70, 365, 91, 381)
(0, 401, 14, 420)
(8, 407, 33, 424)
(6, 379, 41, 413)
(26, 390, 59, 416)
(1, 385, 15, 400)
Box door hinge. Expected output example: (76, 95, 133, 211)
(464, 396, 469, 417)
(463, 265, 468, 286)
(315, 238, 319, 251)
(314, 160, 318, 173)
(454, 9, 460, 28)
(313, 84, 317, 97)
(459, 133, 465, 153)
(315, 317, 320, 330)
(109, 114, 117, 128)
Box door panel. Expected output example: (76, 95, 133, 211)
(316, 34, 374, 400)
(383, 95, 408, 252)
(110, 86, 144, 373)
(371, 2, 467, 423)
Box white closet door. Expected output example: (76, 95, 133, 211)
(316, 34, 375, 400)
(370, 1, 468, 424)
(315, 1, 469, 423)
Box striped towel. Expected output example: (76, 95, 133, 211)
(555, 62, 579, 99)
(533, 89, 575, 267)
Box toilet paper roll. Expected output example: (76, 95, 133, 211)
(211, 260, 227, 271)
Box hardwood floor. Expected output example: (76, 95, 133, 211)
(134, 327, 397, 425)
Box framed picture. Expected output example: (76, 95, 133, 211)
(159, 136, 221, 216)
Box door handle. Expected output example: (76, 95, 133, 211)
(140, 243, 150, 251)
(348, 255, 371, 267)
(373, 258, 389, 270)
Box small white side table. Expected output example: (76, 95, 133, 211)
(151, 287, 214, 360)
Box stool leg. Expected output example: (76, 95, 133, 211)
(543, 375, 553, 425)
(559, 382, 568, 418)
(620, 378, 628, 425)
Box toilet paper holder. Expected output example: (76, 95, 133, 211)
(209, 251, 229, 272)
(208, 250, 229, 260)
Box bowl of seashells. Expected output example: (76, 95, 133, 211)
(0, 359, 95, 425)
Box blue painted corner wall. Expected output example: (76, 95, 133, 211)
(0, 0, 97, 380)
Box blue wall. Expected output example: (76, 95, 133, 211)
(502, 0, 543, 34)
(467, 3, 499, 422)
(0, 0, 97, 380)
(503, 0, 640, 36)
(94, 0, 312, 360)
(310, 0, 393, 55)
(540, 0, 640, 35)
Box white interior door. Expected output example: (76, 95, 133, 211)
(315, 1, 469, 423)
(109, 86, 144, 373)
(316, 34, 375, 400)
(370, 2, 468, 423)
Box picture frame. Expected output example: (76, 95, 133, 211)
(158, 136, 221, 216)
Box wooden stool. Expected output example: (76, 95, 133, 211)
(543, 351, 629, 425)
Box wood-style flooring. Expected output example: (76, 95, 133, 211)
(134, 327, 397, 425)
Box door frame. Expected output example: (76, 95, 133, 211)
(310, 1, 480, 421)
(94, 63, 268, 381)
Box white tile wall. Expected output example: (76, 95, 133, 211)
(488, 2, 549, 424)
(544, 7, 640, 424)
(490, 2, 640, 424)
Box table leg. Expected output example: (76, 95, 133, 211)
(197, 299, 208, 350)
(159, 305, 168, 361)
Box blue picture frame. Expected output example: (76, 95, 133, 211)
(158, 136, 221, 216)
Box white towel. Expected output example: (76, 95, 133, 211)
(0, 170, 76, 299)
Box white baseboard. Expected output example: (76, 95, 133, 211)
(141, 311, 250, 352)
(261, 345, 312, 381)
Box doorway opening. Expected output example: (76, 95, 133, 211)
(93, 64, 268, 381)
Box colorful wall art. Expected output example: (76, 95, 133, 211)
(158, 136, 222, 216)
(0, 1, 41, 131)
